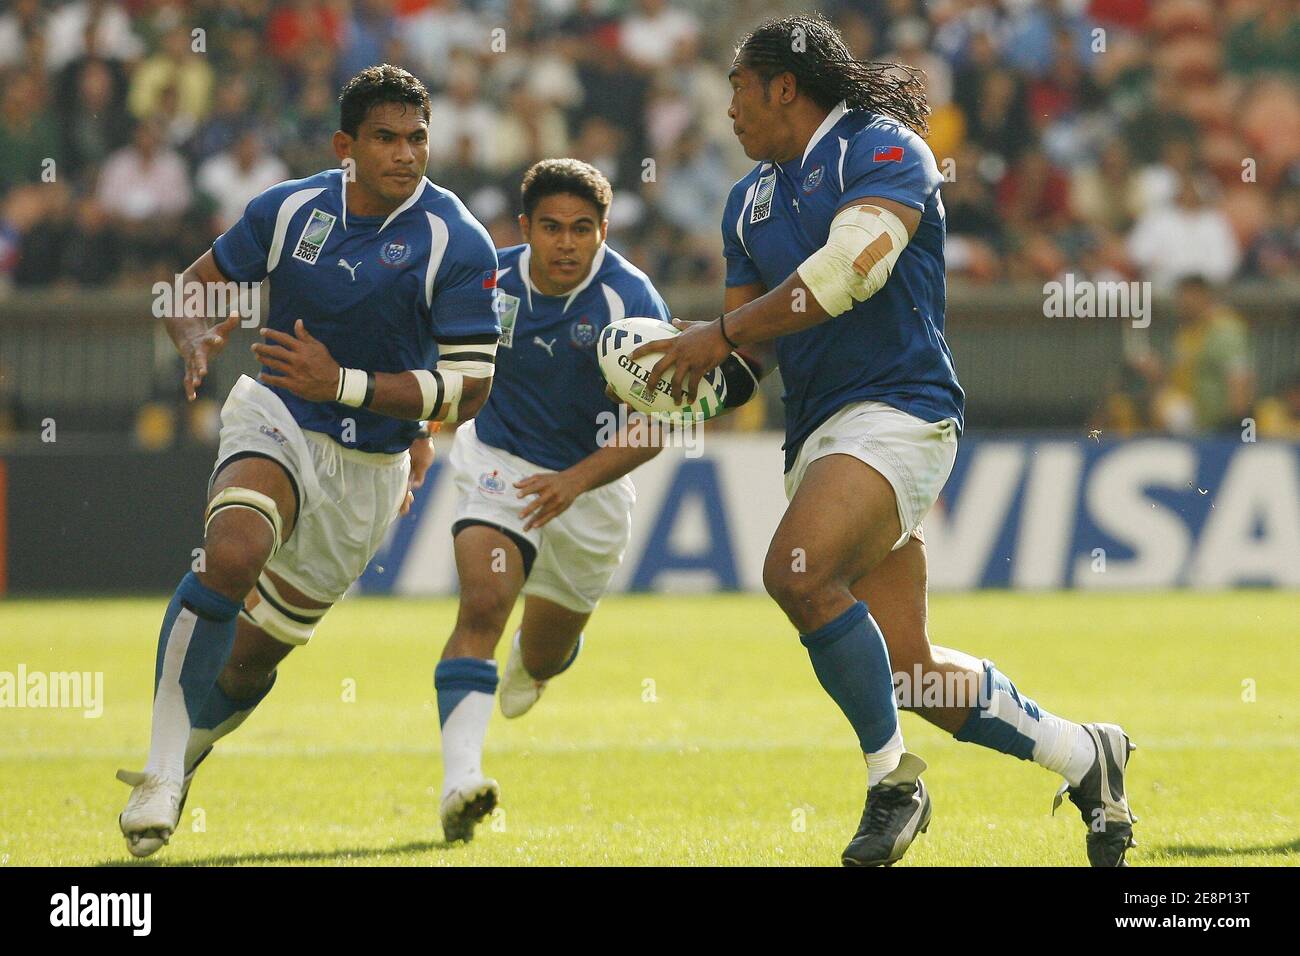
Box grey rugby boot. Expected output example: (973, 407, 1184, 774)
(1052, 722, 1138, 866)
(841, 752, 932, 867)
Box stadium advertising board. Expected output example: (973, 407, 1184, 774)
(359, 435, 1300, 595)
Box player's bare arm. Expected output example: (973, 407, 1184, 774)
(515, 435, 662, 531)
(165, 249, 243, 401)
(252, 320, 493, 421)
(636, 197, 918, 402)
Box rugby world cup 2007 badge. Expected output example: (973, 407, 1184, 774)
(292, 208, 337, 265)
(495, 291, 521, 347)
(750, 169, 777, 223)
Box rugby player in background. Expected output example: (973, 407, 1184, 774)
(116, 65, 500, 857)
(432, 159, 681, 842)
(638, 15, 1137, 867)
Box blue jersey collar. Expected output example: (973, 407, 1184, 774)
(798, 100, 849, 169)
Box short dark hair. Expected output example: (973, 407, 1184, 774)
(520, 158, 613, 220)
(338, 64, 430, 138)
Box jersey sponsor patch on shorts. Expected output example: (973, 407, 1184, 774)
(292, 208, 337, 265)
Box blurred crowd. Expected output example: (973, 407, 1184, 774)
(0, 0, 1298, 438)
(1, 0, 1298, 291)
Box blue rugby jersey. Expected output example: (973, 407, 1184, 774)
(722, 103, 965, 471)
(212, 168, 500, 454)
(473, 242, 671, 472)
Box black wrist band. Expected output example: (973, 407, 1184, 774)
(718, 313, 739, 350)
(362, 371, 376, 408)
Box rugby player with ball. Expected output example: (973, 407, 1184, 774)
(633, 16, 1138, 867)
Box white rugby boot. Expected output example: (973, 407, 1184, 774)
(116, 770, 185, 858)
(116, 747, 210, 858)
(499, 631, 583, 718)
(440, 775, 500, 843)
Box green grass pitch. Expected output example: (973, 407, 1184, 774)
(1, 592, 1296, 866)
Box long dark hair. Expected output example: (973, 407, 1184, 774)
(735, 13, 930, 136)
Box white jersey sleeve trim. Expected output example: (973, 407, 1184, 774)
(266, 186, 326, 273)
(601, 283, 625, 324)
(423, 211, 451, 310)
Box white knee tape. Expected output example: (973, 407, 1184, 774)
(206, 487, 284, 556)
(244, 573, 327, 646)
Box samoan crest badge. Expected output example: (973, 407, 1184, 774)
(750, 169, 777, 223)
(478, 469, 507, 495)
(569, 315, 597, 349)
(379, 238, 410, 267)
(802, 164, 825, 194)
(495, 291, 521, 347)
(292, 208, 337, 265)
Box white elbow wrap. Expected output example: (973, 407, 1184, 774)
(413, 366, 483, 422)
(796, 204, 910, 317)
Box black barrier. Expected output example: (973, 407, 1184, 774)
(1, 446, 212, 595)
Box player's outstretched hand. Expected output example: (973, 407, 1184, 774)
(631, 317, 731, 405)
(515, 470, 584, 531)
(401, 427, 438, 517)
(252, 320, 341, 402)
(180, 313, 241, 401)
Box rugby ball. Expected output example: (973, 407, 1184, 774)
(597, 316, 727, 422)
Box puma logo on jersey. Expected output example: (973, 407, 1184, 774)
(534, 336, 557, 357)
(337, 259, 360, 281)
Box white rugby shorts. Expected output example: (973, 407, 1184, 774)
(449, 419, 635, 614)
(211, 375, 410, 613)
(784, 400, 959, 551)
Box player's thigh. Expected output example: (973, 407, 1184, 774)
(849, 534, 932, 672)
(201, 455, 300, 595)
(453, 524, 527, 633)
(765, 452, 903, 606)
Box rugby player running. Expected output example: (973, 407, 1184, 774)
(638, 16, 1137, 867)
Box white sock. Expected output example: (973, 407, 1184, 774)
(865, 725, 905, 787)
(439, 691, 494, 798)
(1031, 713, 1096, 786)
(143, 608, 198, 782)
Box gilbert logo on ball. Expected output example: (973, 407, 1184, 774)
(598, 317, 726, 423)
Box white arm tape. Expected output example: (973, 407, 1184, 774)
(795, 203, 911, 317)
(337, 367, 369, 407)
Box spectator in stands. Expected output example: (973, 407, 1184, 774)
(196, 130, 290, 234)
(96, 118, 191, 276)
(45, 0, 143, 72)
(1225, 0, 1300, 77)
(427, 54, 496, 171)
(55, 55, 130, 185)
(127, 24, 213, 128)
(620, 0, 700, 73)
(0, 0, 45, 71)
(0, 72, 59, 193)
(1152, 275, 1255, 434)
(1128, 172, 1241, 292)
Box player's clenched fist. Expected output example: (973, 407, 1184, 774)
(252, 319, 341, 402)
(179, 313, 241, 401)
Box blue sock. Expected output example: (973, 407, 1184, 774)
(145, 572, 242, 778)
(435, 658, 499, 790)
(184, 671, 278, 774)
(952, 661, 1040, 760)
(799, 601, 899, 753)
